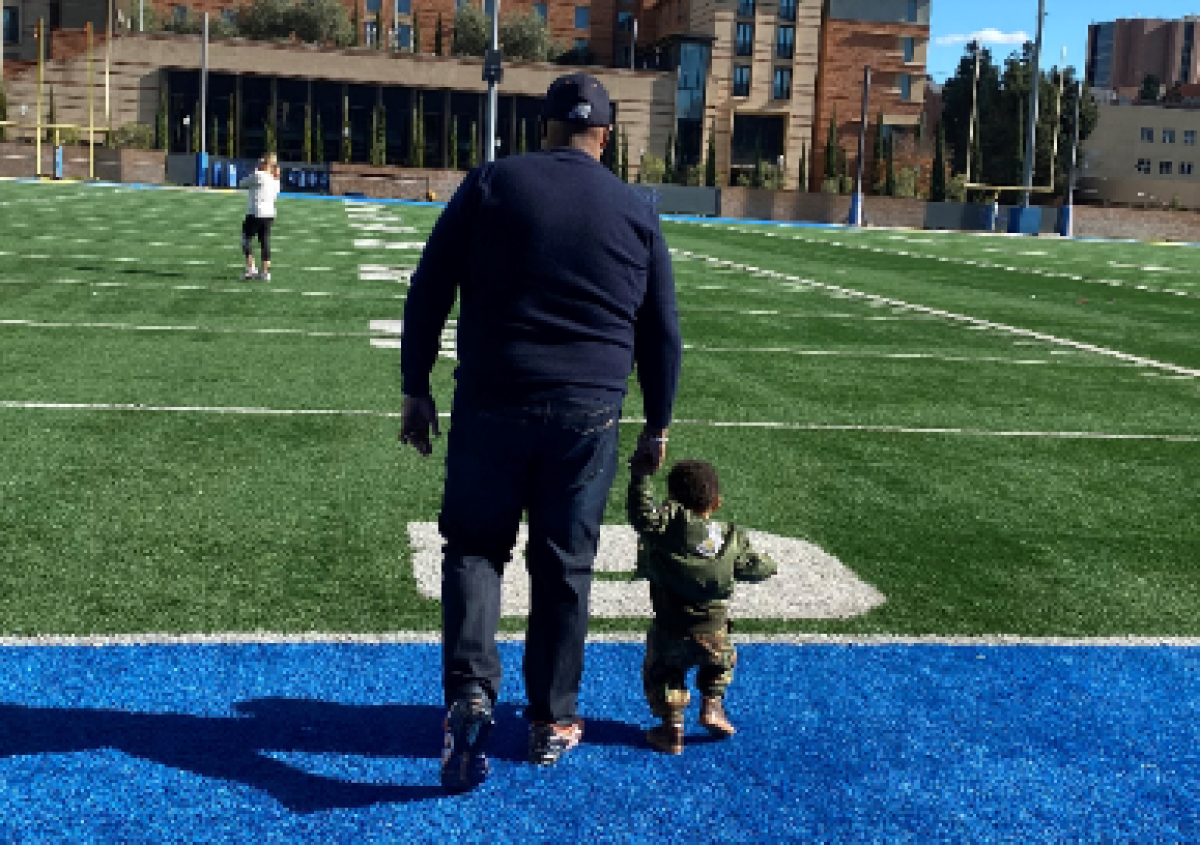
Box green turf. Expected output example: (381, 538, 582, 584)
(1, 179, 1198, 636)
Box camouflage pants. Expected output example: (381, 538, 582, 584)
(642, 624, 737, 721)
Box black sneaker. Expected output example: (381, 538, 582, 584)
(440, 695, 494, 793)
(528, 718, 583, 766)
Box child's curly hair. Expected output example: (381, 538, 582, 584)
(666, 459, 721, 514)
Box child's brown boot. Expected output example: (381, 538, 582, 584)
(645, 719, 684, 754)
(699, 697, 736, 737)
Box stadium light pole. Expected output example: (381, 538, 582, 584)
(1019, 0, 1045, 208)
(197, 13, 208, 187)
(483, 0, 502, 163)
(966, 41, 980, 183)
(1061, 78, 1082, 237)
(850, 65, 870, 227)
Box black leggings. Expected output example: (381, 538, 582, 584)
(241, 215, 274, 261)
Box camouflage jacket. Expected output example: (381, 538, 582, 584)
(626, 474, 777, 636)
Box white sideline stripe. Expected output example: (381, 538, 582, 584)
(672, 248, 1200, 379)
(0, 632, 1197, 647)
(1, 401, 1199, 441)
(0, 319, 373, 339)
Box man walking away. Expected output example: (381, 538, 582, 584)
(398, 72, 683, 793)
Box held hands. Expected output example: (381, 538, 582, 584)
(628, 428, 668, 477)
(398, 395, 440, 457)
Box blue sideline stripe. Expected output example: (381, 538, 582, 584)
(0, 642, 1196, 841)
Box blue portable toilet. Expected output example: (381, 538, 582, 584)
(53, 145, 64, 179)
(211, 160, 223, 187)
(227, 162, 238, 187)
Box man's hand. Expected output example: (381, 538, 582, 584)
(399, 395, 440, 457)
(628, 428, 668, 476)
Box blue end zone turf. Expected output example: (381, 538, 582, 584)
(0, 642, 1197, 841)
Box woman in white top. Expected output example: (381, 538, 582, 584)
(238, 153, 281, 281)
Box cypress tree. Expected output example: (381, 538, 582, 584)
(824, 106, 838, 179)
(619, 127, 629, 182)
(156, 89, 167, 151)
(413, 10, 422, 53)
(435, 12, 444, 55)
(930, 121, 947, 201)
(469, 119, 479, 168)
(798, 142, 807, 191)
(303, 103, 313, 163)
(352, 3, 360, 46)
(704, 121, 717, 187)
(885, 136, 895, 196)
(314, 112, 324, 164)
(663, 130, 674, 186)
(872, 112, 885, 193)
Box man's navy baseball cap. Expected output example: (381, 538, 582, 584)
(542, 73, 612, 127)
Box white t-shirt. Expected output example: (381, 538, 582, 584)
(239, 168, 280, 219)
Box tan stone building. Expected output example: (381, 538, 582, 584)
(1078, 100, 1200, 209)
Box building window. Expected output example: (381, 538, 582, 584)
(574, 37, 588, 51)
(485, 0, 496, 17)
(1137, 158, 1151, 173)
(365, 20, 378, 46)
(366, 0, 382, 11)
(778, 0, 795, 21)
(1164, 129, 1176, 144)
(396, 0, 412, 15)
(906, 0, 918, 22)
(575, 6, 589, 28)
(733, 65, 750, 97)
(173, 5, 188, 23)
(902, 36, 915, 63)
(397, 23, 412, 49)
(2, 8, 17, 45)
(1141, 127, 1155, 142)
(735, 23, 753, 55)
(772, 67, 791, 100)
(737, 0, 754, 17)
(535, 3, 548, 21)
(899, 73, 912, 101)
(1186, 130, 1197, 146)
(1161, 161, 1174, 175)
(1182, 161, 1195, 175)
(775, 26, 793, 59)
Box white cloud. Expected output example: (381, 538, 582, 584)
(935, 28, 1031, 47)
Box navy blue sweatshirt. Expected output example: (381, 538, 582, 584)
(400, 147, 682, 431)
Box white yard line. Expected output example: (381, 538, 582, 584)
(1, 401, 1198, 441)
(715, 224, 1200, 300)
(671, 248, 1200, 379)
(0, 279, 408, 301)
(0, 319, 374, 339)
(0, 632, 1196, 647)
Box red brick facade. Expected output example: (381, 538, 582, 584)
(811, 17, 926, 192)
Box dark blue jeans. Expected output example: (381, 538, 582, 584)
(438, 395, 621, 723)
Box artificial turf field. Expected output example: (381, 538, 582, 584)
(1, 178, 1199, 839)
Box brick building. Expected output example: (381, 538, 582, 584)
(1, 0, 931, 191)
(1086, 17, 1200, 94)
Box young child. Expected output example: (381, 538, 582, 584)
(626, 458, 777, 754)
(238, 153, 280, 281)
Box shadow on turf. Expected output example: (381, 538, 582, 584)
(0, 697, 650, 813)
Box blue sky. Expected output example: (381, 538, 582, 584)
(928, 0, 1198, 82)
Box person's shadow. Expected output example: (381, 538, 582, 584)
(0, 698, 648, 813)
